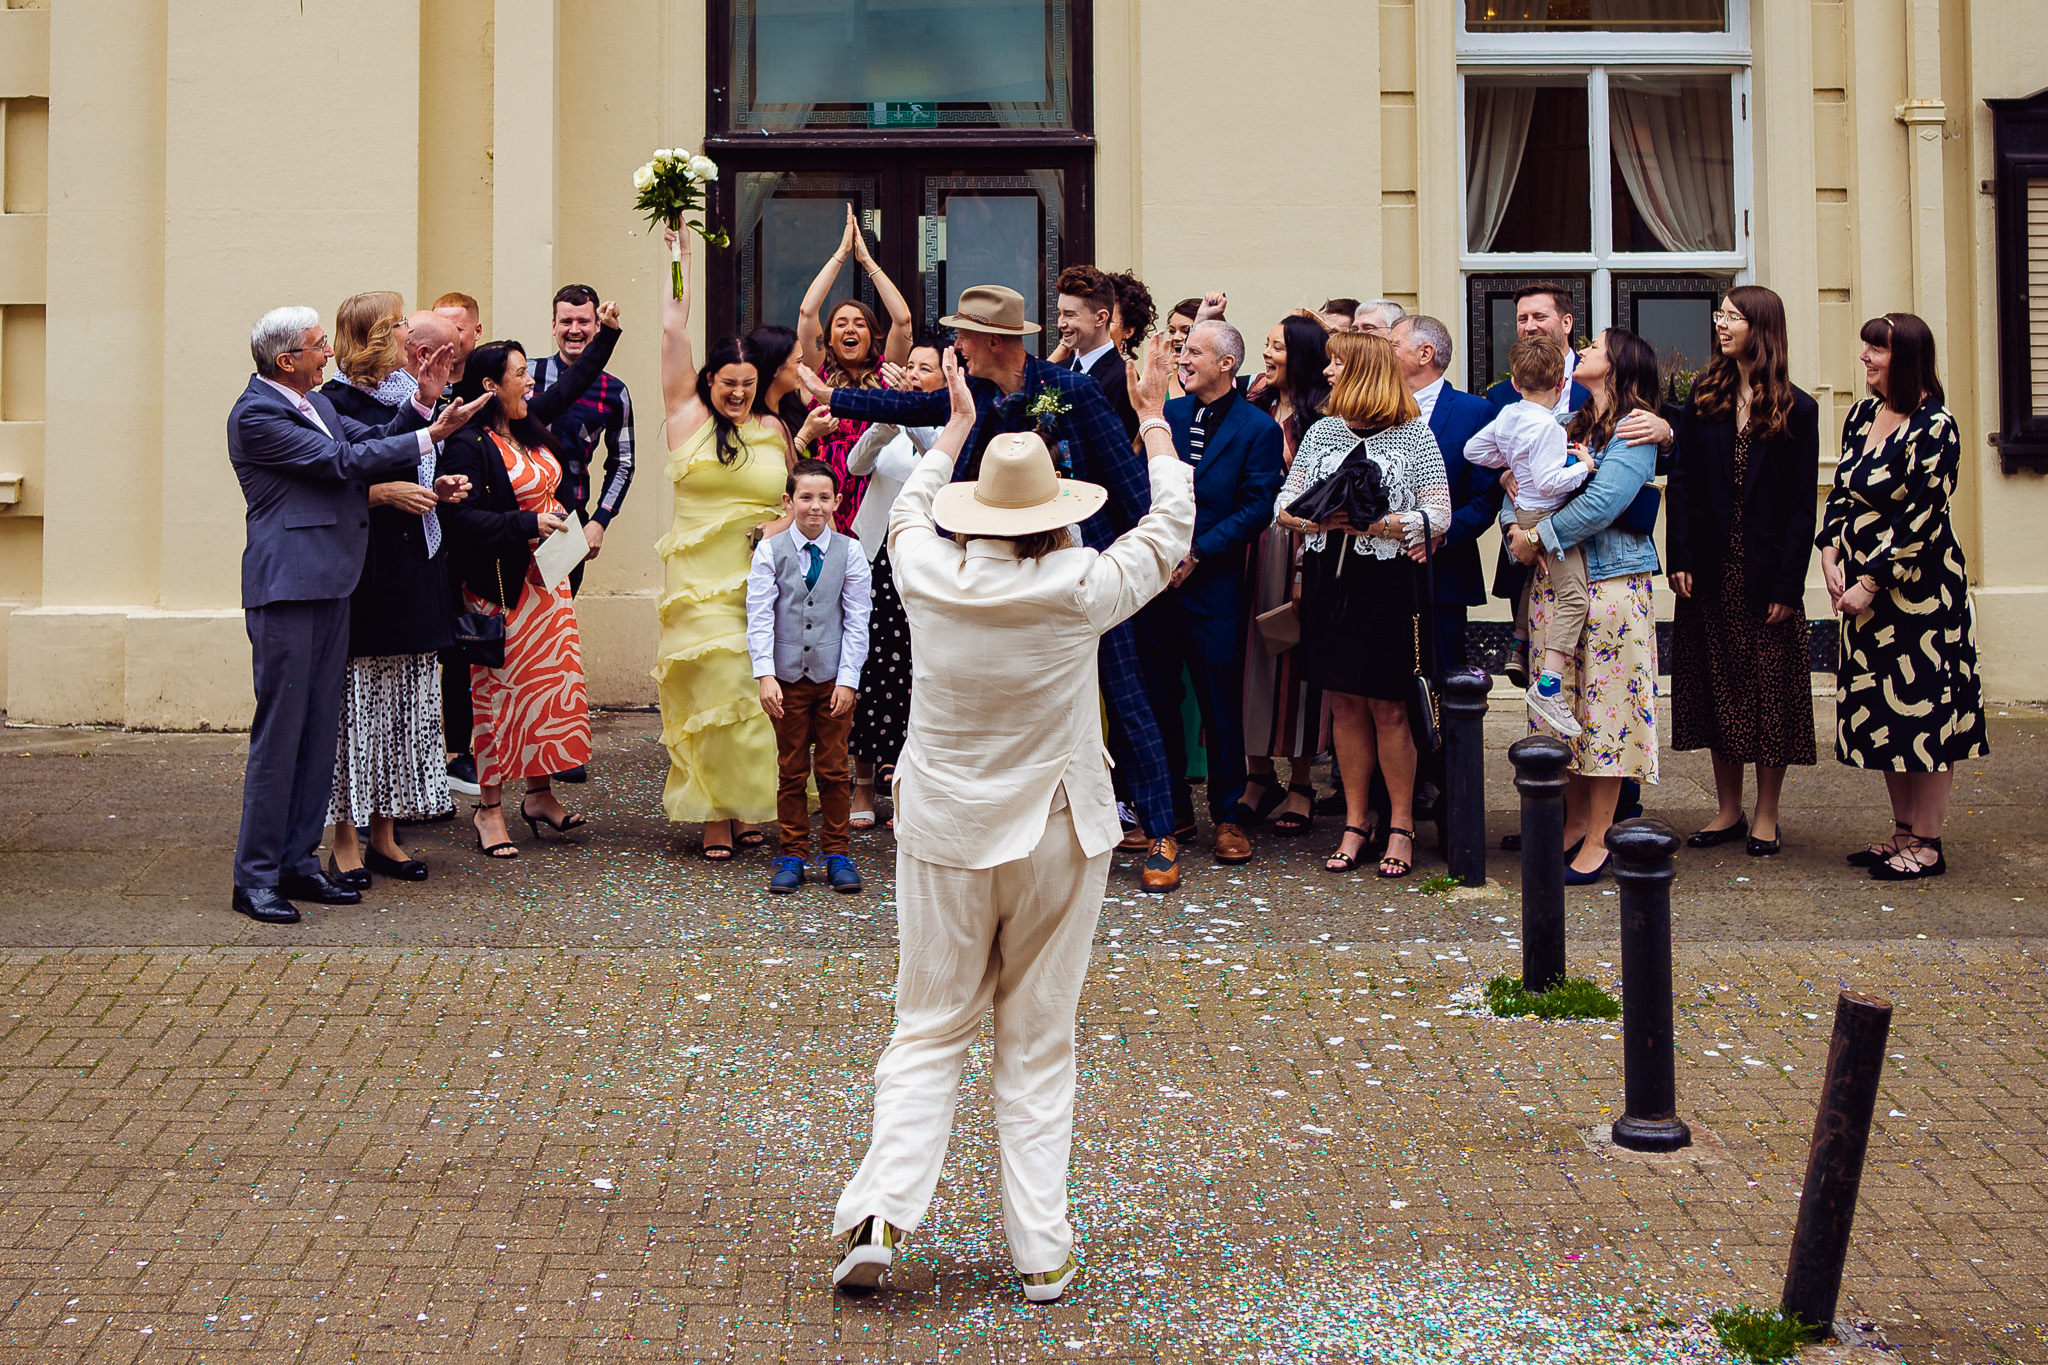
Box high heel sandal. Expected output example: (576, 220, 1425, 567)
(1271, 782, 1317, 837)
(519, 792, 588, 840)
(471, 802, 519, 860)
(1869, 834, 1945, 881)
(1376, 827, 1415, 879)
(1847, 820, 1912, 867)
(1324, 825, 1373, 874)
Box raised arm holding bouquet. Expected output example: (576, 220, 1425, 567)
(633, 148, 728, 299)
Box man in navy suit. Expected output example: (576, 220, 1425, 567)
(1392, 314, 1501, 674)
(227, 306, 480, 924)
(799, 284, 1185, 890)
(1484, 283, 1592, 415)
(1135, 321, 1283, 867)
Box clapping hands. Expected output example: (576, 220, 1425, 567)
(1133, 333, 1172, 422)
(942, 346, 975, 423)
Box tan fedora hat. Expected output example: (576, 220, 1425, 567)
(934, 432, 1107, 537)
(939, 284, 1040, 336)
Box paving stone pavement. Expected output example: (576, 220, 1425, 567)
(0, 707, 2042, 1363)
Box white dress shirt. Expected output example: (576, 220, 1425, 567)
(745, 524, 873, 689)
(261, 376, 437, 455)
(1412, 374, 1447, 424)
(1072, 339, 1116, 374)
(1464, 399, 1589, 514)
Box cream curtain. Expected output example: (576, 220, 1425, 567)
(1609, 75, 1734, 252)
(1466, 84, 1536, 252)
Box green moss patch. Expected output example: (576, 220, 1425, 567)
(1709, 1305, 1822, 1362)
(1482, 974, 1621, 1021)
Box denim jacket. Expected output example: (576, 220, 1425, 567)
(1498, 432, 1661, 583)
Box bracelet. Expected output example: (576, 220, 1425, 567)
(1136, 418, 1171, 443)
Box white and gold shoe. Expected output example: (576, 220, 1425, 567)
(832, 1216, 903, 1294)
(1019, 1253, 1079, 1303)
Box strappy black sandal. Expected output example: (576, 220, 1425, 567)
(520, 792, 589, 839)
(1377, 827, 1415, 880)
(1847, 820, 1913, 867)
(1272, 782, 1318, 837)
(1324, 824, 1372, 874)
(471, 802, 519, 860)
(1870, 835, 1945, 881)
(1235, 775, 1287, 827)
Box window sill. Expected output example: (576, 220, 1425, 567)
(705, 129, 1096, 153)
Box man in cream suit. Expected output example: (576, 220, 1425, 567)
(832, 337, 1194, 1303)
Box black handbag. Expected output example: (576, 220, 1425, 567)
(449, 560, 509, 669)
(1286, 438, 1391, 531)
(1408, 511, 1441, 754)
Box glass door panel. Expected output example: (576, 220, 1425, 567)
(734, 172, 884, 336)
(919, 171, 1063, 357)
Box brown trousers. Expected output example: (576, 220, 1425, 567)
(770, 678, 853, 857)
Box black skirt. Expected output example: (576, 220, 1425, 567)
(1297, 537, 1422, 702)
(849, 546, 913, 766)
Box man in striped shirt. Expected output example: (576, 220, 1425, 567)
(532, 283, 636, 596)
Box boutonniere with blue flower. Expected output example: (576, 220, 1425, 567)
(1026, 386, 1071, 435)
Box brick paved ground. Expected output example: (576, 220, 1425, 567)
(0, 706, 2042, 1363)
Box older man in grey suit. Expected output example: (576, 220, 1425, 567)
(228, 306, 482, 924)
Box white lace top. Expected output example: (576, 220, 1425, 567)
(1276, 416, 1452, 557)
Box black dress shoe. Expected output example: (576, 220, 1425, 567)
(1685, 815, 1749, 849)
(232, 887, 301, 924)
(326, 856, 372, 892)
(279, 870, 362, 905)
(1746, 833, 1783, 857)
(553, 764, 589, 783)
(364, 848, 430, 881)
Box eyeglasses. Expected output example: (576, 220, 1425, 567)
(282, 341, 334, 355)
(1710, 312, 1743, 325)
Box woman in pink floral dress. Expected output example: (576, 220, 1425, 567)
(1503, 329, 1666, 885)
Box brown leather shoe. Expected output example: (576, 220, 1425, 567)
(1140, 836, 1182, 892)
(1118, 825, 1152, 853)
(1213, 821, 1252, 865)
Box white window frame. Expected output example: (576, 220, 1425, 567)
(1456, 2, 1753, 336)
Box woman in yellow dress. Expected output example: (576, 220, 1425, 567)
(656, 228, 793, 858)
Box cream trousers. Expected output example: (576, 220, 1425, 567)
(833, 802, 1108, 1275)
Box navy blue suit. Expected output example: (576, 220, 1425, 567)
(830, 356, 1179, 839)
(1486, 374, 1592, 415)
(226, 377, 429, 890)
(1134, 394, 1284, 826)
(1427, 380, 1505, 672)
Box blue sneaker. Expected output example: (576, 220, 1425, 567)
(823, 854, 863, 894)
(769, 856, 805, 894)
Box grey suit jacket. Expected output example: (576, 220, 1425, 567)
(227, 376, 429, 609)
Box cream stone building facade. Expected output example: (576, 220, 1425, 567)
(0, 0, 2042, 727)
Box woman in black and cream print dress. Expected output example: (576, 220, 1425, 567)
(1817, 311, 1987, 882)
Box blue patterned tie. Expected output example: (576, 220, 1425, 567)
(804, 541, 823, 591)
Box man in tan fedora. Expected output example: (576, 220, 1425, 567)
(830, 337, 1193, 1303)
(800, 283, 1190, 891)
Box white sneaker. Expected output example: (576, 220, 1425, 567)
(1019, 1253, 1080, 1303)
(832, 1216, 901, 1294)
(1524, 681, 1583, 738)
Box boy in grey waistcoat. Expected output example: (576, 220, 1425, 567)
(747, 459, 873, 894)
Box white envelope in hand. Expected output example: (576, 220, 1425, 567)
(534, 510, 591, 592)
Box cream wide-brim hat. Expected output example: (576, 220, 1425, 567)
(938, 284, 1040, 337)
(933, 431, 1108, 537)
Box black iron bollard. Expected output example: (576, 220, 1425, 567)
(1509, 735, 1571, 992)
(1443, 671, 1491, 888)
(1782, 990, 1894, 1332)
(1607, 817, 1691, 1153)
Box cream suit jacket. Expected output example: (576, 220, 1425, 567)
(887, 446, 1196, 870)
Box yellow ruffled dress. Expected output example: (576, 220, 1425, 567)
(655, 418, 788, 824)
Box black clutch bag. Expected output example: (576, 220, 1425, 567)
(449, 560, 509, 669)
(1285, 439, 1391, 530)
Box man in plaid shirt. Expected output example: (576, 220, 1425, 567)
(803, 284, 1186, 891)
(532, 284, 636, 596)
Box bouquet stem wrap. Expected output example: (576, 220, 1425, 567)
(669, 225, 685, 300)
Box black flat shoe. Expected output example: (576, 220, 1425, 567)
(280, 869, 362, 905)
(553, 764, 589, 783)
(1685, 816, 1749, 849)
(1847, 820, 1913, 867)
(1746, 832, 1782, 857)
(1870, 836, 1945, 880)
(232, 886, 301, 924)
(326, 856, 372, 892)
(364, 848, 430, 881)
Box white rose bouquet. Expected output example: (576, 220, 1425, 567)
(633, 148, 728, 298)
